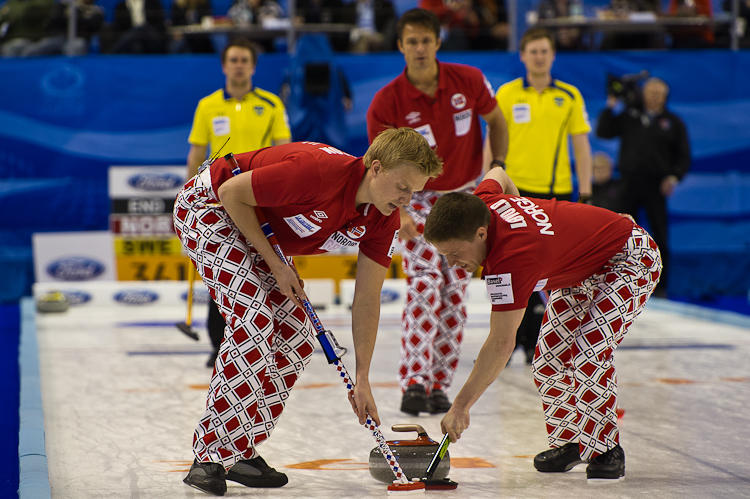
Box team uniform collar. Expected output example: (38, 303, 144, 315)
(522, 75, 559, 91)
(401, 59, 445, 99)
(222, 86, 255, 101)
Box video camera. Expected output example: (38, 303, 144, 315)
(607, 70, 649, 109)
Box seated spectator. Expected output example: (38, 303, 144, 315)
(723, 0, 749, 46)
(419, 0, 480, 50)
(667, 0, 714, 48)
(590, 151, 620, 211)
(170, 0, 213, 53)
(536, 0, 582, 50)
(109, 0, 167, 53)
(472, 0, 508, 50)
(228, 0, 285, 51)
(599, 0, 662, 49)
(294, 0, 349, 51)
(21, 0, 104, 56)
(0, 0, 54, 57)
(341, 0, 397, 52)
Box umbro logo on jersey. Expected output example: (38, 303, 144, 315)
(310, 210, 328, 223)
(405, 112, 421, 124)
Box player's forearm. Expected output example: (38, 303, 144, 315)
(451, 326, 515, 413)
(572, 135, 593, 196)
(186, 145, 208, 179)
(217, 181, 289, 277)
(487, 121, 508, 164)
(485, 108, 509, 165)
(350, 297, 380, 384)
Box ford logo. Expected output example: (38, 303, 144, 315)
(181, 289, 210, 304)
(380, 289, 400, 304)
(47, 257, 105, 281)
(61, 290, 92, 305)
(114, 289, 159, 305)
(128, 173, 183, 192)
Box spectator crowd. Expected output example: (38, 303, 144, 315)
(3, 0, 745, 56)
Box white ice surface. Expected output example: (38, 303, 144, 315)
(34, 294, 750, 499)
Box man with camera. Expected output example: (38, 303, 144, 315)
(596, 76, 691, 298)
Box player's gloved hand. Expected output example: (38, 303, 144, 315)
(578, 194, 593, 205)
(440, 406, 470, 443)
(271, 263, 307, 309)
(349, 379, 380, 426)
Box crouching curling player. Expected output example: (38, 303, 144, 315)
(174, 127, 442, 496)
(423, 166, 661, 483)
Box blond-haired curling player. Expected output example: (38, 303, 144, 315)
(174, 127, 442, 495)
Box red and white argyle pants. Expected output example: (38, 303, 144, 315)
(532, 224, 662, 460)
(398, 189, 471, 393)
(173, 172, 315, 469)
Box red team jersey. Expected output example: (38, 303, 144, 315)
(367, 61, 497, 191)
(208, 142, 400, 268)
(475, 179, 634, 312)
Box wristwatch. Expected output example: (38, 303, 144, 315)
(491, 159, 506, 169)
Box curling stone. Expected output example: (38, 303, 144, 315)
(369, 424, 450, 483)
(36, 291, 70, 313)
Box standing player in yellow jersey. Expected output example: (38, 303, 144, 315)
(187, 38, 292, 367)
(486, 27, 593, 364)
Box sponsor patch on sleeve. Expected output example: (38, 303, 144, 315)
(387, 230, 398, 258)
(533, 278, 548, 291)
(283, 214, 321, 238)
(485, 273, 514, 305)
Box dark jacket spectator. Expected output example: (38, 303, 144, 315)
(170, 0, 213, 53)
(0, 0, 55, 56)
(340, 0, 396, 51)
(109, 0, 166, 53)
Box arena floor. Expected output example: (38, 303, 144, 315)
(32, 283, 750, 499)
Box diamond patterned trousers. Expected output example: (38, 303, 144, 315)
(398, 189, 471, 393)
(532, 225, 662, 459)
(174, 174, 316, 469)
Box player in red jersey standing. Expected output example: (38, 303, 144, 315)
(423, 166, 662, 484)
(174, 128, 442, 496)
(366, 8, 509, 416)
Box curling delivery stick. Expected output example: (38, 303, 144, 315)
(221, 153, 422, 493)
(420, 433, 458, 490)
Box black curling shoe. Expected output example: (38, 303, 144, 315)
(586, 444, 625, 483)
(400, 384, 429, 416)
(226, 455, 289, 488)
(183, 459, 227, 496)
(533, 442, 587, 472)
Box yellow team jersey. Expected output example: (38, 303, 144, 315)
(496, 77, 591, 195)
(188, 88, 291, 156)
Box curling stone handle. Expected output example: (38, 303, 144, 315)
(391, 424, 429, 438)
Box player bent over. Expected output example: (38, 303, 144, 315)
(173, 128, 442, 496)
(423, 167, 661, 483)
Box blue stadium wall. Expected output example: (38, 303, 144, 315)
(1, 50, 749, 301)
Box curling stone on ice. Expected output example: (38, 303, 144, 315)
(36, 291, 70, 313)
(369, 424, 450, 483)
